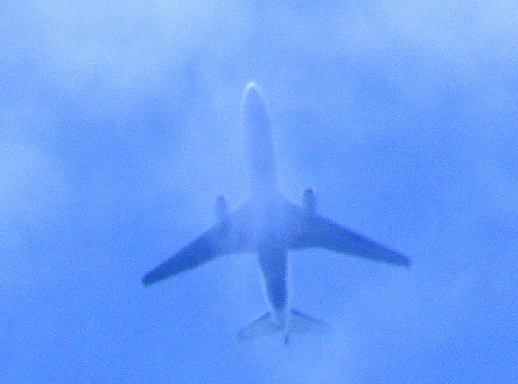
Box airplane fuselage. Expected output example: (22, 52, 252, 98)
(243, 83, 291, 338)
(243, 83, 278, 199)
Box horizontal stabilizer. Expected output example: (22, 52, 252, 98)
(237, 312, 277, 342)
(237, 309, 331, 343)
(289, 309, 332, 335)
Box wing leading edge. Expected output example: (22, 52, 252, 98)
(284, 201, 411, 267)
(142, 199, 410, 286)
(142, 202, 254, 286)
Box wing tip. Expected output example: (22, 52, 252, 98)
(401, 255, 412, 268)
(141, 272, 156, 287)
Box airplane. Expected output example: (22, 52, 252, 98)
(142, 82, 411, 345)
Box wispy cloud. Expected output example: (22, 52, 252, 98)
(1, 0, 517, 381)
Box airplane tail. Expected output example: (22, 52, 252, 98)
(237, 309, 332, 343)
(290, 309, 333, 335)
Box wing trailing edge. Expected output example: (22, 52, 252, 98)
(284, 200, 411, 267)
(142, 201, 254, 286)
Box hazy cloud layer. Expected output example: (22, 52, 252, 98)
(2, 0, 517, 382)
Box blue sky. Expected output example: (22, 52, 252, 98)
(2, 1, 517, 382)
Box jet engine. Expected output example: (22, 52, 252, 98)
(215, 195, 229, 222)
(303, 188, 316, 216)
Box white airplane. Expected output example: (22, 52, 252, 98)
(142, 82, 411, 344)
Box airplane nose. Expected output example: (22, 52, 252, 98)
(245, 81, 259, 93)
(243, 82, 263, 111)
(242, 82, 270, 137)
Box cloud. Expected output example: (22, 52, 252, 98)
(0, 139, 68, 286)
(2, 0, 517, 381)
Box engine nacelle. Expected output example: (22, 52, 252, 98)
(215, 195, 229, 222)
(302, 188, 316, 216)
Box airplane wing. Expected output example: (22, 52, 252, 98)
(142, 202, 254, 286)
(284, 201, 411, 266)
